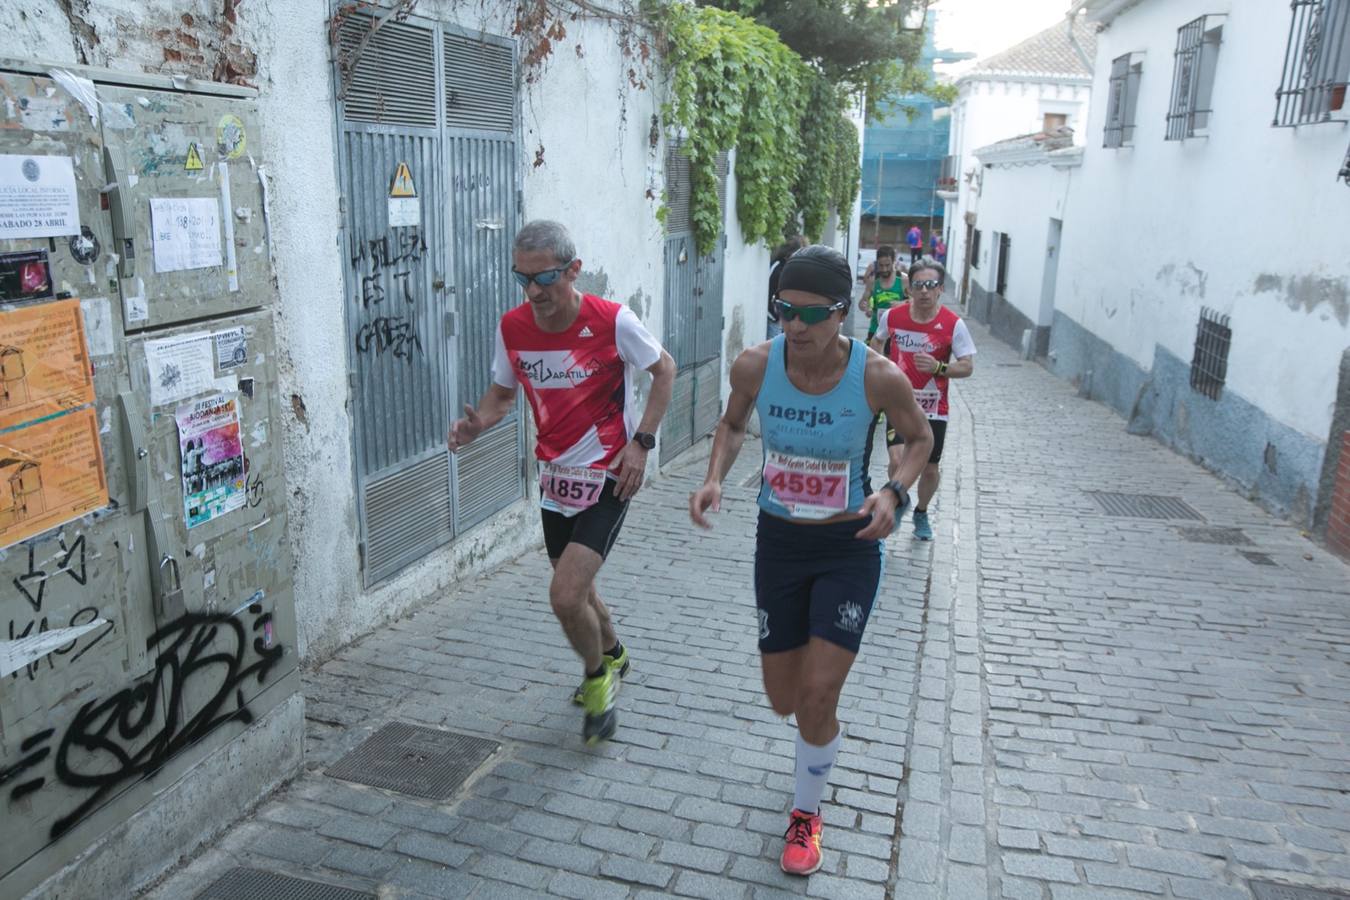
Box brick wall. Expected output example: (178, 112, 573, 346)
(1329, 430, 1350, 559)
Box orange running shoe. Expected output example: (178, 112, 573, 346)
(780, 808, 824, 875)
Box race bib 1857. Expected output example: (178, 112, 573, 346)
(540, 462, 607, 515)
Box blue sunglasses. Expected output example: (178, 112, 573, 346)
(512, 259, 575, 287)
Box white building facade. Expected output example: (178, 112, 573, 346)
(1045, 0, 1350, 535)
(942, 17, 1095, 308)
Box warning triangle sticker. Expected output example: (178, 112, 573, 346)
(185, 143, 204, 171)
(390, 162, 416, 198)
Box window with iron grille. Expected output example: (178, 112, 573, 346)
(1104, 53, 1144, 147)
(1166, 16, 1225, 141)
(1189, 307, 1231, 400)
(995, 233, 1011, 295)
(1275, 0, 1350, 126)
(970, 229, 981, 269)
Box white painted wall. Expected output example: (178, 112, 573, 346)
(968, 153, 1078, 327)
(0, 0, 796, 663)
(1058, 0, 1350, 441)
(946, 75, 1091, 301)
(721, 149, 770, 390)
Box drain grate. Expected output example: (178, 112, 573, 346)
(1239, 550, 1278, 566)
(1176, 525, 1253, 545)
(197, 868, 374, 900)
(325, 721, 499, 801)
(996, 362, 1022, 367)
(1085, 491, 1204, 520)
(1251, 882, 1350, 900)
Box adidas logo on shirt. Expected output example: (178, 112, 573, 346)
(579, 326, 594, 337)
(934, 323, 944, 330)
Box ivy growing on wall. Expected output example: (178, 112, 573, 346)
(663, 4, 807, 254)
(660, 4, 867, 255)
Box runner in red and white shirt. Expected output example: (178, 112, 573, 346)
(448, 220, 675, 745)
(873, 258, 975, 541)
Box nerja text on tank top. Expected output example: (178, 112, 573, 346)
(756, 336, 873, 520)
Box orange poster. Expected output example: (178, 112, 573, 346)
(0, 298, 94, 431)
(0, 406, 107, 549)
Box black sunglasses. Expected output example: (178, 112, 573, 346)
(911, 278, 943, 290)
(512, 258, 575, 287)
(774, 299, 846, 324)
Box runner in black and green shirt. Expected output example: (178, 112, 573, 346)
(859, 245, 906, 346)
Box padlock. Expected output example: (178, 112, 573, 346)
(156, 555, 186, 620)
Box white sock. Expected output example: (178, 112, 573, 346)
(793, 729, 842, 814)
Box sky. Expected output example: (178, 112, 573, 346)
(931, 0, 1076, 79)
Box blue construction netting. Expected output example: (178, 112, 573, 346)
(861, 97, 951, 220)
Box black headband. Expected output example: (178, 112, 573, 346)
(778, 252, 853, 306)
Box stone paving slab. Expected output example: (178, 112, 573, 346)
(910, 322, 1350, 900)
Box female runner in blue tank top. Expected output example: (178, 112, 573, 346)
(689, 245, 933, 877)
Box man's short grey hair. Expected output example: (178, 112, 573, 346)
(908, 256, 946, 285)
(514, 220, 576, 265)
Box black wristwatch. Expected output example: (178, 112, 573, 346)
(633, 431, 656, 450)
(881, 480, 910, 511)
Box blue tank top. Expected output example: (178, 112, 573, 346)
(756, 335, 873, 520)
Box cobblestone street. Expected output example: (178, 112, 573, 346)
(149, 322, 1350, 900)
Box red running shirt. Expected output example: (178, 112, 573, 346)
(876, 303, 976, 421)
(492, 294, 663, 469)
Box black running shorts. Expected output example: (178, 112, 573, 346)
(541, 478, 631, 561)
(753, 511, 883, 655)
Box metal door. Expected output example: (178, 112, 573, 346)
(335, 9, 456, 586)
(0, 70, 157, 875)
(660, 147, 726, 464)
(444, 27, 525, 533)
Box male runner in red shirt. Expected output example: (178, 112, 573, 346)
(874, 258, 976, 540)
(449, 220, 675, 744)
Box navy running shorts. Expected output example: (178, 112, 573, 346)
(753, 511, 884, 655)
(541, 479, 630, 561)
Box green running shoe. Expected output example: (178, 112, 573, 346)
(581, 668, 618, 745)
(572, 646, 630, 705)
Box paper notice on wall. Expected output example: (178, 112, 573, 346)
(79, 296, 115, 358)
(0, 617, 108, 678)
(150, 196, 223, 273)
(0, 405, 108, 550)
(214, 326, 248, 370)
(0, 154, 80, 240)
(176, 393, 246, 528)
(0, 298, 95, 431)
(144, 331, 234, 407)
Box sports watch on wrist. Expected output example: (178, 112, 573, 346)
(633, 431, 656, 450)
(881, 480, 910, 511)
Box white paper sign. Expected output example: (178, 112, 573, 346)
(0, 154, 80, 239)
(388, 196, 420, 227)
(144, 330, 234, 407)
(150, 197, 223, 273)
(80, 296, 115, 357)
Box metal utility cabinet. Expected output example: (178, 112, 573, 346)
(0, 61, 299, 897)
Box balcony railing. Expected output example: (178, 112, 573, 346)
(937, 154, 959, 189)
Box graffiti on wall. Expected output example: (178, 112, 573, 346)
(0, 603, 282, 838)
(349, 228, 427, 362)
(6, 532, 116, 681)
